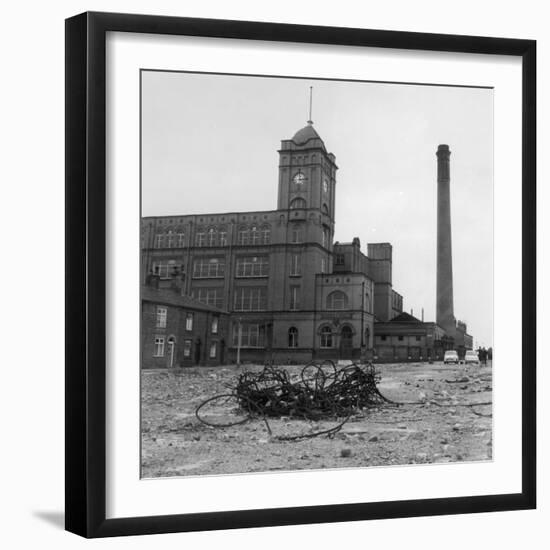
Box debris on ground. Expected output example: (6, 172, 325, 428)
(195, 361, 393, 440)
(141, 361, 493, 477)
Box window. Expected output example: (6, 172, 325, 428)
(207, 228, 217, 247)
(185, 313, 193, 331)
(398, 336, 404, 341)
(156, 306, 167, 328)
(177, 232, 185, 247)
(320, 326, 333, 348)
(322, 227, 330, 248)
(381, 335, 387, 341)
(154, 337, 165, 357)
(290, 197, 306, 209)
(260, 225, 271, 244)
(195, 230, 206, 247)
(152, 260, 178, 279)
(321, 259, 326, 273)
(290, 253, 301, 276)
(236, 256, 269, 277)
(335, 254, 345, 266)
(233, 287, 267, 311)
(166, 231, 175, 248)
(327, 290, 348, 310)
(322, 203, 330, 216)
(219, 229, 227, 246)
(416, 336, 421, 342)
(194, 288, 224, 309)
(232, 323, 265, 348)
(209, 343, 217, 358)
(290, 224, 303, 243)
(237, 227, 249, 245)
(154, 234, 164, 248)
(183, 339, 192, 357)
(290, 286, 300, 310)
(211, 317, 218, 334)
(250, 226, 261, 245)
(193, 257, 225, 278)
(288, 327, 298, 348)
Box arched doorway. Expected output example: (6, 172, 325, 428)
(340, 326, 353, 359)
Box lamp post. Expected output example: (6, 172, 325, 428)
(360, 281, 365, 348)
(236, 317, 242, 367)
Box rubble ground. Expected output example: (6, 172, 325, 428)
(141, 361, 493, 478)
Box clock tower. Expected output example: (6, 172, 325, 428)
(277, 121, 338, 223)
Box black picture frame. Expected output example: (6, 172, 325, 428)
(65, 11, 536, 538)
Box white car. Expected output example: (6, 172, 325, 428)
(443, 350, 459, 364)
(464, 350, 480, 365)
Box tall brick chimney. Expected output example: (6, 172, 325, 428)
(436, 144, 456, 338)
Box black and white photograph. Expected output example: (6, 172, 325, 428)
(0, 0, 543, 544)
(140, 70, 493, 478)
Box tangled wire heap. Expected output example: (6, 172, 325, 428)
(195, 361, 395, 441)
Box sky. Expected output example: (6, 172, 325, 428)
(141, 70, 493, 347)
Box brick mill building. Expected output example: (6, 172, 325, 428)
(141, 121, 471, 366)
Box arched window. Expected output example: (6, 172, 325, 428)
(250, 225, 261, 245)
(219, 226, 227, 246)
(195, 227, 206, 247)
(289, 198, 307, 210)
(260, 224, 271, 244)
(327, 290, 348, 310)
(238, 226, 249, 245)
(166, 230, 175, 248)
(322, 203, 329, 216)
(341, 325, 353, 341)
(154, 233, 165, 248)
(322, 227, 330, 248)
(365, 292, 371, 312)
(207, 227, 217, 247)
(288, 327, 298, 348)
(167, 259, 177, 276)
(176, 230, 185, 247)
(320, 326, 333, 348)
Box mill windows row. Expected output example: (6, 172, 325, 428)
(151, 224, 272, 248)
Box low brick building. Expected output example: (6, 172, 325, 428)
(374, 312, 450, 362)
(141, 281, 229, 368)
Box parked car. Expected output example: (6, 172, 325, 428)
(464, 350, 480, 365)
(443, 350, 459, 364)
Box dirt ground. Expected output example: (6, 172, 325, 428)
(141, 361, 492, 478)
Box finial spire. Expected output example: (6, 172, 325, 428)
(307, 86, 313, 125)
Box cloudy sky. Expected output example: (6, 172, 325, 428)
(141, 70, 493, 347)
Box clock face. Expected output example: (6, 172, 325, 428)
(323, 179, 329, 193)
(293, 172, 305, 185)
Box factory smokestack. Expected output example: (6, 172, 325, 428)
(436, 144, 456, 338)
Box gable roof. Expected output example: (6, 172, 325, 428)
(389, 311, 422, 324)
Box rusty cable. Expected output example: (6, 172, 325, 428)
(195, 360, 393, 440)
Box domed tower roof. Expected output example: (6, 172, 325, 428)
(292, 122, 321, 145)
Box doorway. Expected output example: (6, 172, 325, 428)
(167, 336, 176, 368)
(340, 326, 353, 359)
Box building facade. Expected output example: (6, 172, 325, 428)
(141, 121, 405, 364)
(141, 282, 229, 368)
(374, 311, 452, 362)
